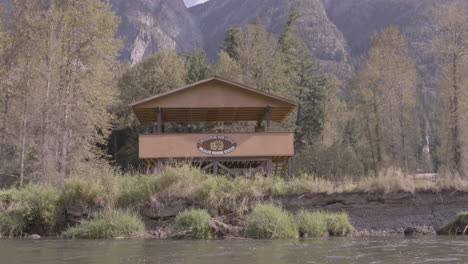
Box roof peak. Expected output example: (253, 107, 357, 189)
(129, 76, 297, 107)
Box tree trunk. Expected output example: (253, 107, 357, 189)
(450, 53, 462, 176)
(365, 109, 378, 177)
(41, 23, 54, 180)
(0, 96, 10, 174)
(19, 116, 27, 186)
(399, 117, 408, 172)
(372, 88, 383, 173)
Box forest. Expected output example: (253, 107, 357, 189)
(0, 0, 466, 186)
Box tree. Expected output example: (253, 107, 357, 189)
(236, 18, 290, 95)
(431, 2, 467, 176)
(118, 50, 186, 108)
(112, 50, 187, 169)
(279, 12, 327, 150)
(352, 26, 419, 174)
(0, 0, 122, 184)
(210, 51, 244, 83)
(221, 26, 243, 61)
(185, 48, 210, 83)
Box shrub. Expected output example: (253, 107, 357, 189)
(174, 209, 212, 239)
(118, 165, 206, 205)
(245, 204, 298, 239)
(60, 178, 106, 206)
(0, 212, 24, 236)
(439, 211, 468, 235)
(117, 174, 157, 205)
(62, 209, 145, 239)
(360, 168, 416, 194)
(0, 184, 60, 235)
(295, 210, 328, 237)
(325, 212, 354, 236)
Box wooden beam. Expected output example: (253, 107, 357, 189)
(157, 107, 162, 134)
(217, 162, 237, 178)
(202, 162, 214, 171)
(257, 105, 272, 128)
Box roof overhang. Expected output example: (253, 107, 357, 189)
(130, 76, 297, 125)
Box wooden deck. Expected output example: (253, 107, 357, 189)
(139, 132, 294, 159)
(139, 132, 295, 177)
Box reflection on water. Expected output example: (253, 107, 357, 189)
(1, 237, 468, 264)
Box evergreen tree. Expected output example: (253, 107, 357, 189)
(185, 48, 210, 83)
(279, 12, 327, 150)
(221, 26, 242, 60)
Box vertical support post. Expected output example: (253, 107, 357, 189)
(157, 107, 162, 134)
(287, 157, 293, 179)
(265, 109, 271, 132)
(213, 161, 219, 175)
(157, 159, 164, 172)
(266, 158, 273, 176)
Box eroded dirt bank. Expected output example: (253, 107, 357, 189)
(134, 190, 468, 236)
(273, 190, 468, 234)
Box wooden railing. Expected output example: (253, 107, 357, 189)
(139, 132, 294, 159)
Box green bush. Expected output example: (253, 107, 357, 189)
(117, 175, 157, 204)
(62, 210, 145, 239)
(175, 209, 212, 239)
(295, 210, 328, 237)
(245, 204, 298, 239)
(0, 212, 25, 236)
(325, 212, 354, 236)
(118, 165, 205, 205)
(60, 178, 106, 206)
(440, 211, 468, 235)
(0, 184, 60, 236)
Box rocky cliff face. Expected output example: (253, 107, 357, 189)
(112, 0, 454, 79)
(190, 0, 353, 78)
(110, 0, 204, 64)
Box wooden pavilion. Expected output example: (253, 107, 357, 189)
(130, 76, 297, 177)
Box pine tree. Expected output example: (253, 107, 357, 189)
(185, 48, 210, 83)
(279, 12, 327, 150)
(221, 26, 242, 60)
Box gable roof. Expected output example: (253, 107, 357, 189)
(130, 76, 297, 124)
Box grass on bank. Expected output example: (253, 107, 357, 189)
(295, 210, 328, 237)
(244, 204, 354, 239)
(245, 204, 298, 239)
(174, 209, 212, 239)
(439, 212, 468, 235)
(0, 184, 59, 236)
(62, 210, 145, 239)
(0, 165, 465, 237)
(57, 165, 468, 211)
(325, 212, 354, 236)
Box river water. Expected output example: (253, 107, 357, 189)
(1, 237, 467, 264)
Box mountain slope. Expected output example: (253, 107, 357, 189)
(111, 0, 204, 64)
(190, 0, 353, 78)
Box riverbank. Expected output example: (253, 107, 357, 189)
(136, 190, 468, 238)
(0, 166, 467, 238)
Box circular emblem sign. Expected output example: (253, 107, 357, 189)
(197, 135, 237, 155)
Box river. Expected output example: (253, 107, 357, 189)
(1, 237, 467, 264)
